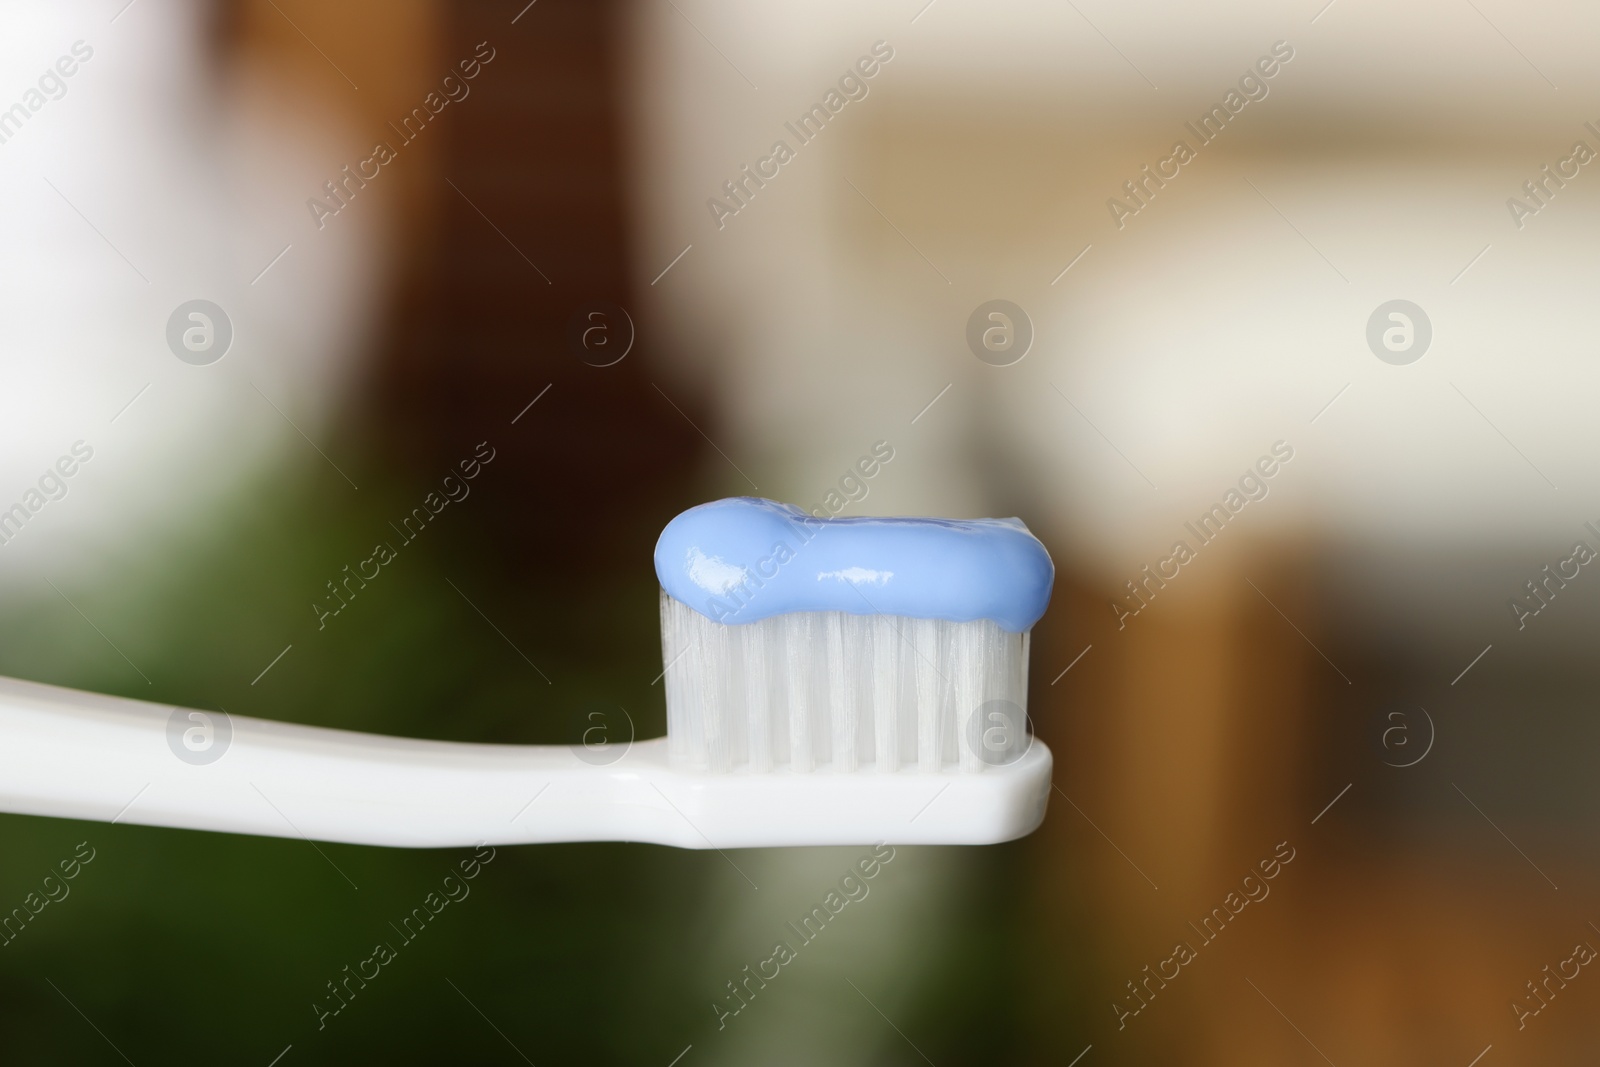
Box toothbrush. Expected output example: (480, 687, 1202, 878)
(0, 498, 1054, 849)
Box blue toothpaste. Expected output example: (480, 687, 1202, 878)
(654, 497, 1054, 632)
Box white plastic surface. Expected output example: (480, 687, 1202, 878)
(0, 675, 1052, 849)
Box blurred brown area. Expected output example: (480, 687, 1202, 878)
(227, 0, 706, 574)
(1031, 538, 1597, 1063)
(226, 0, 444, 226)
(223, 0, 709, 721)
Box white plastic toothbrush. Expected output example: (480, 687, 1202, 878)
(0, 498, 1055, 849)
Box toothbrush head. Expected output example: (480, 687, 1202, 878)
(651, 497, 1055, 845)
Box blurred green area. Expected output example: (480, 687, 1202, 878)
(0, 438, 1058, 1065)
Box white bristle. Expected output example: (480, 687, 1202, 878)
(658, 590, 1030, 774)
(704, 608, 734, 773)
(786, 613, 814, 772)
(661, 593, 696, 765)
(872, 615, 898, 773)
(827, 614, 857, 772)
(739, 620, 764, 772)
(953, 620, 982, 773)
(913, 617, 941, 772)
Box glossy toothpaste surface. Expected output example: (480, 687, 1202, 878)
(654, 497, 1054, 631)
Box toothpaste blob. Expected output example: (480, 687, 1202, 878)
(653, 497, 1054, 632)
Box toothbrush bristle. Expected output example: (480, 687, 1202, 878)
(659, 591, 1030, 773)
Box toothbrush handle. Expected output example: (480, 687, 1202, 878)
(0, 675, 673, 848)
(0, 675, 1052, 849)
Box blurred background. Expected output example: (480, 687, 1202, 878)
(2, 0, 1599, 1062)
